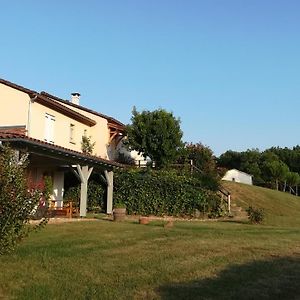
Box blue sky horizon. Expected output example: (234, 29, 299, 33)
(1, 0, 300, 156)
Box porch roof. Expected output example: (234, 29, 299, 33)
(0, 132, 124, 170)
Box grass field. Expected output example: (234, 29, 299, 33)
(223, 181, 300, 226)
(0, 183, 300, 299)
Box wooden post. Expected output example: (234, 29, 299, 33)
(104, 170, 114, 214)
(76, 165, 93, 217)
(228, 194, 231, 214)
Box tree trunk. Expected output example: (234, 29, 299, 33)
(283, 180, 287, 192)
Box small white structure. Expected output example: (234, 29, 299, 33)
(222, 169, 253, 185)
(116, 140, 150, 167)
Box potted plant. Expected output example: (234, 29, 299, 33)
(113, 202, 126, 221)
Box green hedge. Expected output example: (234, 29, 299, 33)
(64, 181, 105, 212)
(114, 169, 222, 217)
(63, 170, 225, 217)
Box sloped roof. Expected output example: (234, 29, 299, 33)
(40, 91, 125, 128)
(0, 78, 124, 128)
(224, 169, 253, 177)
(0, 78, 96, 126)
(0, 132, 124, 169)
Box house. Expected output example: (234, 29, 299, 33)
(116, 140, 149, 167)
(0, 78, 125, 216)
(222, 169, 253, 185)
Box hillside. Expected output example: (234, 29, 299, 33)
(222, 181, 300, 227)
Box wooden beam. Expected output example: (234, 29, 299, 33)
(109, 132, 118, 143)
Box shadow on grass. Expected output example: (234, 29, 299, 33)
(220, 219, 250, 225)
(157, 256, 300, 300)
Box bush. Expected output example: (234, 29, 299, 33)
(114, 169, 225, 217)
(64, 181, 105, 212)
(246, 206, 265, 224)
(0, 145, 47, 255)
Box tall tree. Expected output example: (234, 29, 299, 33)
(240, 149, 263, 185)
(218, 150, 242, 170)
(185, 143, 216, 173)
(286, 172, 300, 195)
(125, 107, 183, 168)
(262, 160, 289, 190)
(180, 142, 220, 190)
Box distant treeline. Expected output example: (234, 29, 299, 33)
(217, 146, 300, 194)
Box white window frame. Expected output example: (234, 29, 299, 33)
(44, 113, 55, 144)
(70, 124, 75, 144)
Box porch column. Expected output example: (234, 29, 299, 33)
(53, 171, 64, 208)
(76, 165, 93, 217)
(104, 170, 114, 214)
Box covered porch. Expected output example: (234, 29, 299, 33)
(0, 132, 123, 217)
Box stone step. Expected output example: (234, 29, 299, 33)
(234, 212, 248, 218)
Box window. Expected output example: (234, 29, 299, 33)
(44, 113, 55, 144)
(70, 124, 75, 144)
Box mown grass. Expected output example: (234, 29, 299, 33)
(0, 219, 300, 299)
(223, 181, 300, 226)
(1, 183, 300, 299)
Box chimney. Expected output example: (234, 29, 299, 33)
(71, 92, 81, 105)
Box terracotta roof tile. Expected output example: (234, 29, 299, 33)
(0, 132, 124, 168)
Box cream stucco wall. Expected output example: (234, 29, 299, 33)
(0, 83, 112, 159)
(0, 83, 29, 127)
(52, 100, 110, 158)
(29, 101, 95, 154)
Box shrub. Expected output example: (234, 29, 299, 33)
(114, 169, 225, 217)
(81, 135, 95, 155)
(246, 206, 265, 224)
(0, 145, 47, 255)
(64, 181, 105, 212)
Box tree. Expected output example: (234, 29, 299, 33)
(262, 160, 289, 190)
(286, 172, 300, 195)
(240, 149, 264, 185)
(218, 150, 242, 170)
(125, 107, 183, 168)
(0, 145, 47, 254)
(185, 143, 216, 173)
(179, 142, 220, 190)
(81, 135, 95, 155)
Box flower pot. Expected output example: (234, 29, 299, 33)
(113, 207, 126, 221)
(139, 216, 150, 225)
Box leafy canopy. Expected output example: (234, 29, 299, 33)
(178, 142, 220, 191)
(125, 107, 183, 168)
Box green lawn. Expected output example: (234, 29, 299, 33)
(1, 183, 300, 299)
(223, 181, 300, 226)
(0, 219, 300, 299)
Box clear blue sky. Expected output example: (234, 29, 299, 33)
(1, 0, 300, 156)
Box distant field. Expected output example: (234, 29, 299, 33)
(1, 183, 300, 299)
